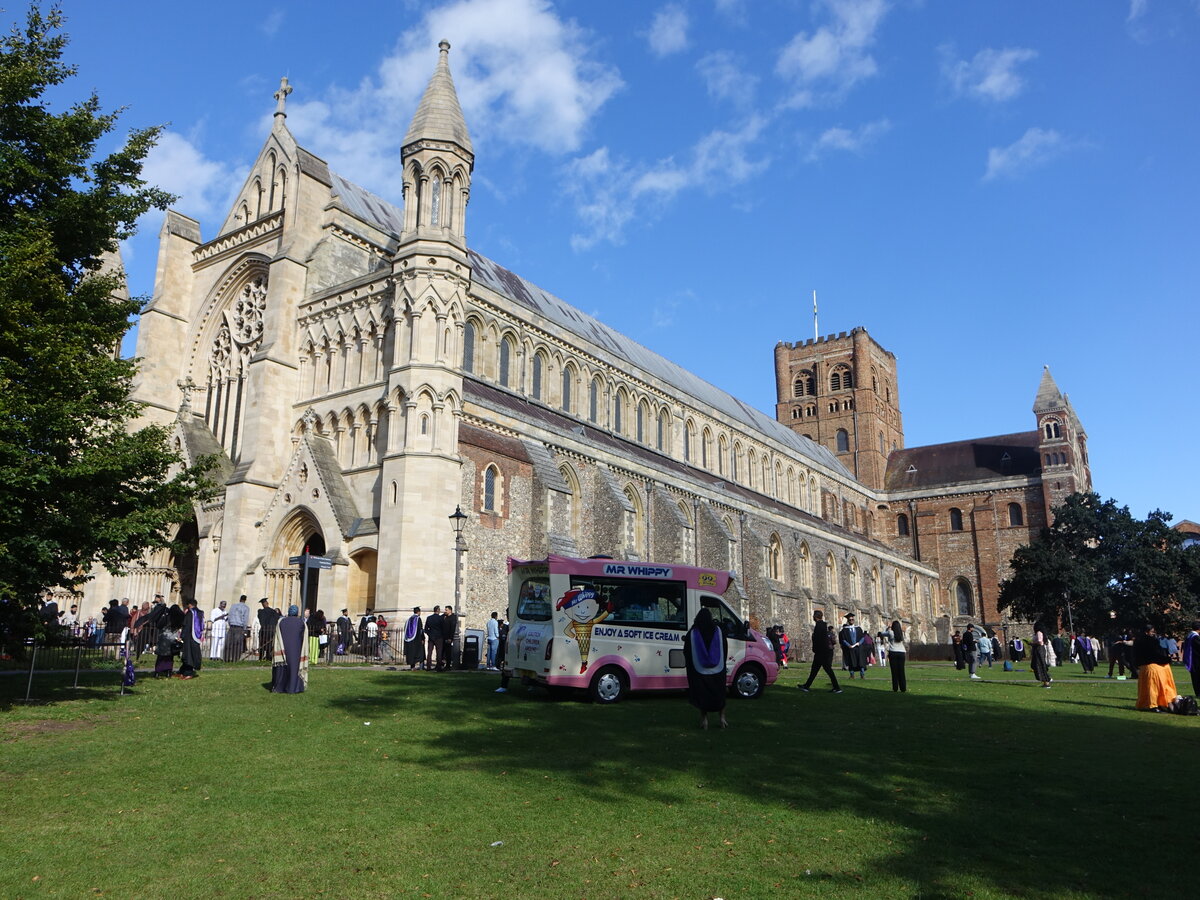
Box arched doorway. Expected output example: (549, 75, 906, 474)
(267, 509, 326, 613)
(171, 519, 200, 604)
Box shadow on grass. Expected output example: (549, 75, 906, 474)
(326, 669, 1195, 898)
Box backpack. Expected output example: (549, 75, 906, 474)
(1168, 695, 1199, 716)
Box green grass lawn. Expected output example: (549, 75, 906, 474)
(1, 660, 1194, 899)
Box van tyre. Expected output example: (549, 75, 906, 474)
(589, 666, 627, 704)
(732, 663, 765, 699)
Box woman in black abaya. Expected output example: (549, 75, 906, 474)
(683, 607, 728, 730)
(272, 605, 308, 693)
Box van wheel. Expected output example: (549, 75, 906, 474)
(732, 663, 765, 699)
(589, 666, 627, 704)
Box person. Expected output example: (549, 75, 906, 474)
(271, 605, 309, 694)
(1133, 622, 1177, 712)
(442, 606, 459, 670)
(208, 600, 228, 660)
(307, 608, 327, 663)
(140, 595, 169, 655)
(839, 613, 867, 679)
(59, 603, 78, 633)
(778, 626, 790, 669)
(178, 599, 203, 678)
(962, 623, 981, 680)
(888, 620, 907, 692)
(403, 607, 425, 670)
(365, 615, 379, 660)
(1051, 633, 1068, 668)
(977, 631, 993, 668)
(1074, 631, 1097, 674)
(799, 610, 842, 693)
(767, 625, 784, 667)
(1009, 636, 1025, 662)
(154, 606, 182, 678)
(951, 631, 964, 670)
(683, 607, 728, 729)
(496, 617, 509, 669)
(335, 609, 353, 656)
(1030, 622, 1051, 689)
(485, 611, 501, 670)
(874, 630, 888, 668)
(226, 595, 251, 661)
(1182, 622, 1200, 697)
(1045, 633, 1059, 668)
(424, 605, 443, 670)
(1107, 630, 1132, 678)
(257, 598, 280, 660)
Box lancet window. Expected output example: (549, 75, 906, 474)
(204, 275, 267, 461)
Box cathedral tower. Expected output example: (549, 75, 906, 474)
(774, 326, 903, 492)
(1033, 366, 1091, 518)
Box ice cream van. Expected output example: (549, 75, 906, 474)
(505, 555, 779, 703)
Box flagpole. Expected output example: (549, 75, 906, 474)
(813, 290, 819, 342)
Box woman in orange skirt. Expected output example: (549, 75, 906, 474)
(1133, 622, 1177, 711)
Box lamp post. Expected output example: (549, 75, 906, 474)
(449, 505, 468, 617)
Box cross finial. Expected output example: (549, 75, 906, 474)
(274, 76, 293, 118)
(176, 376, 197, 415)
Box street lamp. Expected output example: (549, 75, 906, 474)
(449, 505, 468, 618)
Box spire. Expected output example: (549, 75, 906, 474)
(403, 40, 473, 156)
(1033, 365, 1065, 413)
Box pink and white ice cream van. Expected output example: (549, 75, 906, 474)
(505, 555, 779, 703)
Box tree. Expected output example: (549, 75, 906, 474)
(0, 6, 209, 638)
(999, 492, 1198, 634)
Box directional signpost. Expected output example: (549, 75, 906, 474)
(290, 549, 332, 613)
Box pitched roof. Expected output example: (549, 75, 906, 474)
(315, 162, 852, 480)
(402, 40, 473, 155)
(1033, 366, 1065, 413)
(884, 431, 1042, 491)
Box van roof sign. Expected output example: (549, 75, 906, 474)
(508, 554, 732, 594)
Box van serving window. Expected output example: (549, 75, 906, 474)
(569, 576, 687, 630)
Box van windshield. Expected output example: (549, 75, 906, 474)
(569, 576, 687, 630)
(515, 577, 552, 621)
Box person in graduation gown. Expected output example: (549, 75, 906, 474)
(402, 607, 425, 670)
(272, 605, 309, 693)
(840, 613, 868, 678)
(177, 599, 203, 678)
(683, 607, 728, 730)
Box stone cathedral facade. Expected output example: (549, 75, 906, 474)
(77, 44, 951, 643)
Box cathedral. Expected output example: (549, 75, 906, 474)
(74, 43, 1085, 646)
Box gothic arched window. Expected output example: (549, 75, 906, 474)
(561, 365, 573, 413)
(836, 429, 850, 452)
(499, 337, 512, 387)
(1008, 502, 1024, 527)
(461, 320, 475, 373)
(897, 513, 909, 536)
(955, 580, 973, 617)
(483, 465, 498, 512)
(531, 352, 544, 400)
(949, 508, 964, 531)
(589, 378, 600, 423)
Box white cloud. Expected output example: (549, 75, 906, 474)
(943, 46, 1037, 103)
(260, 9, 285, 37)
(806, 118, 890, 161)
(142, 131, 237, 219)
(983, 127, 1069, 181)
(776, 0, 889, 106)
(696, 51, 758, 107)
(1127, 0, 1148, 23)
(645, 4, 690, 57)
(565, 116, 769, 249)
(283, 0, 620, 203)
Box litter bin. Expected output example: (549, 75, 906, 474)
(461, 633, 480, 670)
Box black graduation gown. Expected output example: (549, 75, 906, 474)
(403, 615, 425, 666)
(271, 616, 307, 693)
(683, 626, 728, 712)
(179, 608, 202, 676)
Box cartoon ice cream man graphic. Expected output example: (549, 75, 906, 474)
(556, 586, 612, 674)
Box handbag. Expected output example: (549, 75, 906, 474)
(318, 634, 329, 646)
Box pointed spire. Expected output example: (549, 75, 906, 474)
(403, 40, 473, 156)
(1033, 365, 1065, 413)
(274, 76, 293, 119)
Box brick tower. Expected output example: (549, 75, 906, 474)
(774, 326, 903, 491)
(1032, 366, 1091, 518)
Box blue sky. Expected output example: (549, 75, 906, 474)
(41, 0, 1200, 521)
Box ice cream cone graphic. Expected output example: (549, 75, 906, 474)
(569, 621, 594, 673)
(556, 587, 612, 674)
